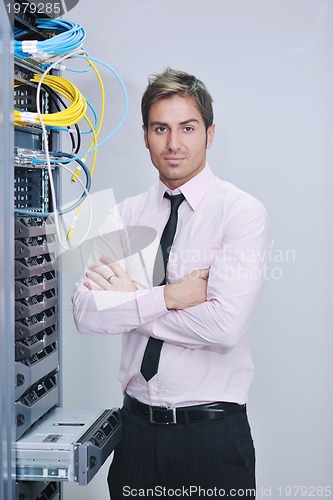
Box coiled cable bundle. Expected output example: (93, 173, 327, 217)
(14, 19, 86, 59)
(14, 74, 87, 127)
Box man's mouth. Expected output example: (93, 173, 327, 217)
(164, 156, 185, 162)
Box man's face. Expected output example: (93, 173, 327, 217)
(143, 95, 215, 189)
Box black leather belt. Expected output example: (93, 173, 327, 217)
(123, 394, 245, 425)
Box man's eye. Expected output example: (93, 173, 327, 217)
(156, 127, 167, 133)
(184, 126, 194, 132)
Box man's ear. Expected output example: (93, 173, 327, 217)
(143, 124, 149, 149)
(206, 124, 215, 149)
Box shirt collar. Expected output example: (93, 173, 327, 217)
(157, 163, 215, 211)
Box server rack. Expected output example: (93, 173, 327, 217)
(0, 3, 122, 499)
(13, 5, 62, 498)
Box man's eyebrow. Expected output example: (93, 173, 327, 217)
(149, 119, 200, 127)
(179, 119, 200, 126)
(149, 121, 168, 127)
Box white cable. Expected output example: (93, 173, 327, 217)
(35, 49, 92, 251)
(54, 162, 93, 250)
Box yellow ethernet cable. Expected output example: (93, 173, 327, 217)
(70, 54, 105, 183)
(14, 74, 87, 127)
(67, 55, 105, 239)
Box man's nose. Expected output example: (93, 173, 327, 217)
(166, 130, 181, 151)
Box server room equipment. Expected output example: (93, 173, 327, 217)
(16, 407, 122, 485)
(0, 1, 128, 498)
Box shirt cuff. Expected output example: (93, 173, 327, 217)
(136, 286, 168, 324)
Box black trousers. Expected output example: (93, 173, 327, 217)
(108, 405, 256, 500)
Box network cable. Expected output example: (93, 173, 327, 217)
(47, 95, 98, 136)
(14, 153, 91, 217)
(15, 47, 128, 164)
(14, 25, 128, 244)
(14, 74, 88, 127)
(14, 70, 99, 176)
(47, 53, 128, 165)
(34, 49, 92, 250)
(69, 55, 105, 182)
(39, 52, 126, 240)
(15, 18, 127, 161)
(43, 84, 82, 155)
(14, 19, 86, 59)
(14, 70, 97, 241)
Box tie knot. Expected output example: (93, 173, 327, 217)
(164, 192, 185, 212)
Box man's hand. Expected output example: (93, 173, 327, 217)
(164, 269, 209, 310)
(84, 257, 138, 292)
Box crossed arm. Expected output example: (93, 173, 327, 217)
(85, 258, 209, 310)
(73, 197, 271, 349)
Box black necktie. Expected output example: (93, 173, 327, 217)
(140, 192, 185, 382)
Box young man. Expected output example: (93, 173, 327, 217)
(73, 68, 271, 499)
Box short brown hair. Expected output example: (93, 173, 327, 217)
(141, 68, 214, 131)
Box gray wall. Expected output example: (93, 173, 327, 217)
(62, 1, 333, 498)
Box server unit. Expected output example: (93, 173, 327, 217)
(16, 408, 121, 485)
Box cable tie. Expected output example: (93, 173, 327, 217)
(20, 112, 37, 124)
(21, 40, 38, 53)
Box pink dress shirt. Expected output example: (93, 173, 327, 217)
(72, 165, 271, 407)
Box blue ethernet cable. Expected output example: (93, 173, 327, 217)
(14, 19, 86, 59)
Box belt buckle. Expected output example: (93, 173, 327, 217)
(149, 406, 177, 424)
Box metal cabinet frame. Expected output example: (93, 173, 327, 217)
(0, 3, 15, 498)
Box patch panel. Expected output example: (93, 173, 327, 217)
(14, 81, 50, 115)
(15, 149, 49, 169)
(14, 168, 50, 212)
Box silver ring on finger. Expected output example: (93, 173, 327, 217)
(106, 274, 116, 283)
